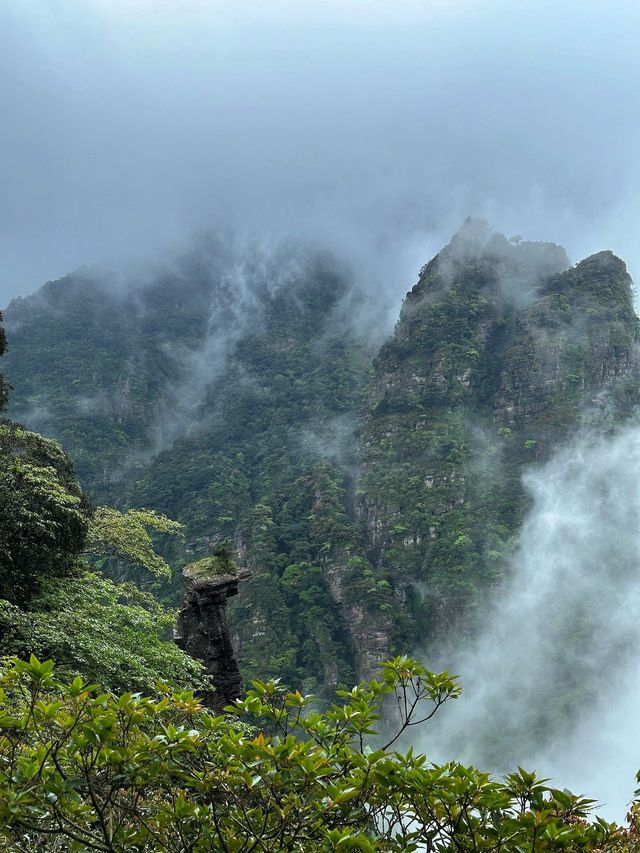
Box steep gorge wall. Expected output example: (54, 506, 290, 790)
(358, 224, 640, 657)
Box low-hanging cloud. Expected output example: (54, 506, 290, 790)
(2, 0, 640, 309)
(433, 218, 570, 306)
(425, 423, 640, 820)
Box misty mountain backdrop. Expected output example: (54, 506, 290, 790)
(5, 220, 640, 801)
(6, 1, 640, 845)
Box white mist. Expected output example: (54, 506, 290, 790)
(424, 424, 640, 821)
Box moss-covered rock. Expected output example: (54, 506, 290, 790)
(184, 547, 239, 586)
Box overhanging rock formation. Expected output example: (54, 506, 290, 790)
(175, 550, 250, 712)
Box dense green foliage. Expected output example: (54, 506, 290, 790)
(86, 506, 184, 581)
(4, 244, 376, 692)
(0, 573, 205, 695)
(4, 227, 640, 703)
(0, 421, 88, 605)
(0, 333, 206, 696)
(0, 483, 205, 695)
(2, 654, 636, 852)
(1, 262, 211, 489)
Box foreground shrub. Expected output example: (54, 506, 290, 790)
(0, 655, 634, 851)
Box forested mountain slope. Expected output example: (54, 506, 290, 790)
(360, 220, 640, 653)
(5, 221, 639, 694)
(4, 238, 378, 692)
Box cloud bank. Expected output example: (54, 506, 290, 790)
(2, 0, 640, 306)
(427, 424, 640, 820)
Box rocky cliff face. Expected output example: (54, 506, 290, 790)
(494, 250, 639, 437)
(358, 221, 640, 653)
(174, 552, 249, 712)
(179, 233, 640, 684)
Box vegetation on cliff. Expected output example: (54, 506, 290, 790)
(3, 243, 377, 693)
(3, 225, 640, 703)
(359, 223, 640, 655)
(0, 335, 205, 695)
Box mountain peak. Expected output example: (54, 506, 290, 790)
(440, 218, 569, 276)
(577, 249, 628, 274)
(410, 221, 569, 308)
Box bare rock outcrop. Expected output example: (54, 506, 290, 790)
(175, 548, 250, 712)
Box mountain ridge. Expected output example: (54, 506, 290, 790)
(4, 223, 639, 695)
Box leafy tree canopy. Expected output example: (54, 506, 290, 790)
(0, 408, 199, 694)
(0, 421, 88, 604)
(0, 572, 206, 695)
(86, 506, 184, 580)
(0, 655, 634, 852)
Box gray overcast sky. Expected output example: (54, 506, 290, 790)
(1, 0, 640, 306)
